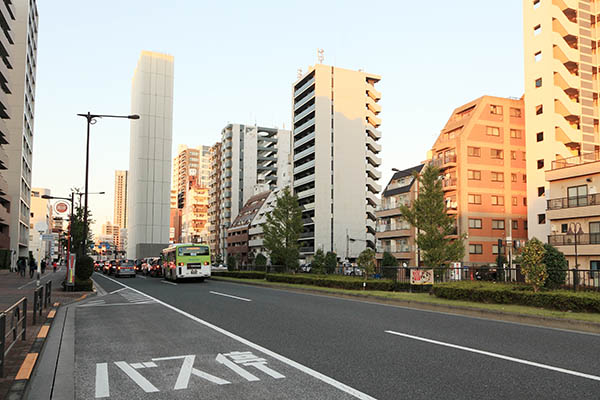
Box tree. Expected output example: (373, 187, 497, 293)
(521, 237, 547, 292)
(357, 248, 376, 279)
(213, 253, 223, 265)
(255, 253, 267, 267)
(543, 243, 568, 289)
(226, 254, 237, 271)
(324, 251, 337, 274)
(263, 188, 303, 272)
(312, 249, 325, 274)
(381, 251, 398, 279)
(399, 164, 465, 269)
(70, 204, 94, 257)
(76, 255, 94, 281)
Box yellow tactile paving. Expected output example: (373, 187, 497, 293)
(37, 325, 49, 338)
(47, 310, 56, 318)
(15, 353, 38, 380)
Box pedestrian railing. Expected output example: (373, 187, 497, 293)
(32, 286, 43, 325)
(0, 297, 27, 377)
(44, 280, 52, 309)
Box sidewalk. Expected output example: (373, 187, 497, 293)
(0, 266, 92, 399)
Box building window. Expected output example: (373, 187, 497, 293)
(492, 219, 505, 230)
(538, 186, 545, 197)
(524, 220, 528, 230)
(510, 129, 522, 138)
(561, 223, 568, 233)
(468, 194, 482, 205)
(511, 151, 517, 160)
(490, 105, 503, 115)
(536, 132, 544, 142)
(469, 244, 483, 254)
(513, 220, 518, 230)
(511, 173, 517, 182)
(492, 244, 500, 255)
(491, 195, 504, 206)
(537, 159, 544, 169)
(567, 185, 587, 206)
(491, 172, 504, 182)
(534, 24, 541, 35)
(469, 218, 482, 229)
(535, 78, 542, 88)
(523, 197, 527, 206)
(591, 261, 600, 278)
(468, 147, 481, 157)
(538, 213, 546, 224)
(533, 0, 540, 9)
(486, 126, 500, 136)
(468, 170, 481, 180)
(534, 51, 542, 62)
(536, 104, 543, 114)
(491, 149, 504, 159)
(512, 196, 518, 206)
(523, 174, 527, 183)
(510, 108, 522, 118)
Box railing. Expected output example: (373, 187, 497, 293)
(33, 286, 43, 325)
(550, 152, 600, 170)
(1, 297, 27, 377)
(547, 193, 600, 210)
(442, 178, 457, 188)
(44, 281, 52, 309)
(430, 154, 457, 168)
(548, 233, 600, 246)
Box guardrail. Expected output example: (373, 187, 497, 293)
(33, 286, 43, 325)
(44, 280, 52, 309)
(0, 297, 27, 377)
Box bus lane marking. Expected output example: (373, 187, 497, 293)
(209, 291, 252, 302)
(114, 361, 160, 393)
(95, 363, 109, 398)
(152, 355, 230, 389)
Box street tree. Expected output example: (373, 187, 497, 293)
(357, 248, 376, 279)
(520, 237, 547, 292)
(399, 164, 465, 269)
(381, 251, 398, 279)
(543, 243, 568, 289)
(263, 187, 303, 272)
(312, 249, 325, 274)
(324, 251, 337, 274)
(70, 205, 94, 257)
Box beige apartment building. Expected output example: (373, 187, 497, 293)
(114, 170, 128, 229)
(172, 144, 211, 209)
(523, 0, 600, 241)
(208, 142, 222, 256)
(546, 156, 600, 278)
(292, 64, 382, 260)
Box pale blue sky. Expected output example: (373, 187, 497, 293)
(32, 1, 524, 234)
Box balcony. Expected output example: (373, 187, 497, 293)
(366, 191, 378, 207)
(248, 226, 262, 236)
(366, 152, 382, 167)
(297, 187, 315, 199)
(366, 125, 381, 140)
(294, 145, 315, 162)
(300, 231, 315, 239)
(366, 98, 381, 114)
(225, 140, 232, 149)
(293, 173, 315, 188)
(295, 77, 315, 99)
(366, 82, 381, 101)
(548, 233, 600, 247)
(367, 177, 381, 194)
(294, 159, 315, 175)
(442, 178, 457, 191)
(299, 246, 315, 254)
(430, 154, 457, 169)
(366, 135, 381, 153)
(367, 115, 381, 128)
(224, 130, 232, 140)
(294, 104, 316, 124)
(294, 91, 315, 111)
(302, 202, 315, 211)
(294, 131, 315, 149)
(248, 239, 263, 247)
(547, 193, 600, 220)
(366, 163, 381, 180)
(550, 152, 599, 170)
(294, 117, 315, 136)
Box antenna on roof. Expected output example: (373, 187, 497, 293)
(317, 48, 324, 64)
(297, 68, 303, 79)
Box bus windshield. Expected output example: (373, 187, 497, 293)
(177, 245, 210, 257)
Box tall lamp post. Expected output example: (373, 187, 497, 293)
(74, 191, 105, 208)
(567, 222, 583, 289)
(76, 112, 139, 254)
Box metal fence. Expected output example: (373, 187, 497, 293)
(33, 285, 43, 325)
(44, 280, 52, 309)
(0, 297, 27, 377)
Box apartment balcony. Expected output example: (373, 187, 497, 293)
(224, 170, 232, 178)
(224, 130, 233, 140)
(554, 116, 581, 148)
(366, 152, 382, 167)
(366, 135, 381, 153)
(554, 90, 580, 119)
(552, 31, 579, 64)
(294, 117, 315, 136)
(0, 173, 7, 195)
(257, 145, 276, 153)
(0, 146, 7, 169)
(294, 131, 315, 149)
(547, 193, 600, 220)
(366, 82, 381, 101)
(299, 246, 315, 254)
(224, 160, 232, 168)
(224, 150, 232, 159)
(257, 165, 277, 172)
(302, 202, 315, 211)
(258, 155, 276, 163)
(294, 104, 316, 124)
(294, 91, 315, 111)
(294, 159, 315, 175)
(249, 226, 262, 236)
(548, 234, 600, 254)
(366, 98, 382, 114)
(297, 187, 315, 200)
(224, 181, 232, 188)
(248, 238, 263, 248)
(366, 163, 381, 180)
(367, 177, 381, 194)
(294, 173, 315, 188)
(442, 178, 457, 191)
(366, 219, 376, 234)
(295, 77, 315, 99)
(552, 8, 578, 38)
(553, 62, 579, 92)
(376, 206, 403, 218)
(366, 191, 378, 207)
(430, 154, 457, 170)
(299, 231, 315, 240)
(366, 125, 381, 140)
(294, 145, 315, 162)
(301, 217, 315, 226)
(225, 140, 232, 149)
(367, 115, 381, 128)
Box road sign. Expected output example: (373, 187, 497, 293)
(54, 201, 69, 215)
(41, 234, 54, 241)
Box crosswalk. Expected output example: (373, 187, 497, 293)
(78, 289, 156, 308)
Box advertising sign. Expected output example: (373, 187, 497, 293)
(54, 201, 69, 215)
(67, 253, 76, 286)
(450, 262, 462, 281)
(411, 269, 434, 285)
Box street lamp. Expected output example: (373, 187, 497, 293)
(77, 112, 139, 254)
(74, 191, 105, 208)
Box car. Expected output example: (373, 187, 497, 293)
(134, 259, 144, 273)
(211, 264, 227, 272)
(109, 260, 118, 275)
(102, 261, 112, 274)
(300, 263, 312, 273)
(115, 259, 136, 278)
(143, 257, 162, 277)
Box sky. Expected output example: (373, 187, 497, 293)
(32, 0, 525, 235)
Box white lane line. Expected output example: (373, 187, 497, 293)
(100, 274, 377, 400)
(209, 291, 251, 302)
(161, 280, 178, 286)
(95, 362, 109, 398)
(136, 275, 146, 279)
(385, 330, 600, 382)
(109, 287, 126, 294)
(114, 361, 159, 393)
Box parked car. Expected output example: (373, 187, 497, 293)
(342, 263, 363, 276)
(116, 259, 136, 278)
(300, 263, 312, 273)
(211, 264, 227, 272)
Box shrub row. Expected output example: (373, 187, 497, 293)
(432, 282, 600, 313)
(212, 271, 266, 279)
(265, 274, 412, 292)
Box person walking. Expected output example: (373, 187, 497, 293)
(41, 258, 46, 274)
(17, 257, 25, 277)
(29, 257, 35, 279)
(53, 260, 57, 273)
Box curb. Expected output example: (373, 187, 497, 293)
(211, 277, 600, 334)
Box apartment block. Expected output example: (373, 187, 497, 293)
(376, 165, 423, 267)
(114, 170, 128, 229)
(292, 64, 382, 260)
(226, 190, 270, 265)
(208, 142, 222, 255)
(546, 157, 600, 277)
(127, 51, 174, 259)
(523, 0, 600, 241)
(429, 96, 528, 266)
(5, 0, 38, 257)
(172, 144, 210, 209)
(180, 176, 209, 244)
(218, 124, 291, 256)
(248, 186, 280, 260)
(101, 221, 121, 252)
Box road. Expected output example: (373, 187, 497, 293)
(32, 272, 600, 399)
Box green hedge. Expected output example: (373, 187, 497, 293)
(212, 271, 266, 279)
(265, 273, 411, 292)
(432, 282, 600, 313)
(73, 278, 93, 292)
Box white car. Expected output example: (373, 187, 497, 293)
(211, 264, 227, 272)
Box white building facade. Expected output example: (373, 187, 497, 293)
(127, 51, 174, 258)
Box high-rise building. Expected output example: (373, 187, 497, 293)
(523, 0, 600, 240)
(5, 0, 38, 257)
(101, 221, 120, 252)
(208, 142, 222, 256)
(181, 176, 210, 244)
(114, 170, 128, 229)
(292, 64, 382, 260)
(218, 124, 291, 256)
(127, 51, 174, 259)
(172, 144, 210, 208)
(429, 95, 528, 266)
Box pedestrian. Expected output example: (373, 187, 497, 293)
(29, 257, 35, 279)
(41, 258, 46, 274)
(17, 257, 25, 277)
(53, 261, 57, 273)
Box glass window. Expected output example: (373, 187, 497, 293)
(469, 244, 483, 254)
(511, 151, 517, 160)
(535, 78, 542, 87)
(490, 105, 503, 115)
(468, 170, 481, 180)
(568, 185, 588, 207)
(589, 222, 600, 244)
(492, 220, 505, 230)
(510, 129, 522, 138)
(591, 261, 600, 279)
(491, 149, 503, 159)
(536, 132, 544, 142)
(468, 194, 482, 204)
(534, 52, 542, 62)
(491, 195, 504, 206)
(512, 220, 518, 230)
(487, 126, 500, 136)
(491, 172, 504, 182)
(469, 218, 482, 229)
(538, 213, 546, 224)
(512, 197, 518, 206)
(468, 147, 481, 157)
(536, 104, 543, 114)
(538, 186, 545, 197)
(511, 173, 517, 182)
(510, 108, 522, 118)
(537, 159, 544, 169)
(492, 245, 500, 255)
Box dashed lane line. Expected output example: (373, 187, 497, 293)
(160, 280, 178, 286)
(209, 291, 252, 302)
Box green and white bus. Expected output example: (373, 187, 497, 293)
(162, 243, 211, 282)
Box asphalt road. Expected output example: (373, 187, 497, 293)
(80, 272, 600, 399)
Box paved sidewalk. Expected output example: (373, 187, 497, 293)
(0, 266, 92, 399)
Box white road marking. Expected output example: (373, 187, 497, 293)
(161, 280, 178, 286)
(152, 355, 230, 388)
(216, 353, 259, 382)
(385, 330, 600, 382)
(99, 274, 377, 400)
(114, 361, 159, 393)
(78, 301, 155, 308)
(209, 291, 251, 302)
(95, 362, 109, 398)
(17, 267, 62, 289)
(248, 362, 286, 379)
(109, 287, 126, 294)
(131, 363, 145, 369)
(143, 362, 157, 368)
